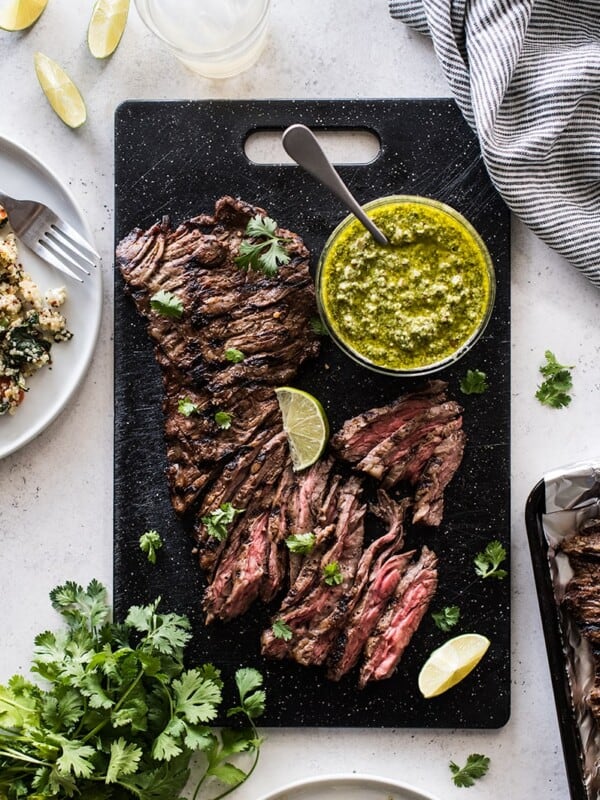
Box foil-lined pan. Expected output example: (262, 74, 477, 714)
(526, 461, 600, 800)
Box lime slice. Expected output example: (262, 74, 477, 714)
(34, 52, 87, 129)
(87, 0, 130, 58)
(275, 387, 329, 471)
(0, 0, 47, 31)
(418, 633, 490, 698)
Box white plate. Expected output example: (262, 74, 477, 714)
(255, 774, 441, 800)
(0, 135, 102, 458)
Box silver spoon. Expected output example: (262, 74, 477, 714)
(281, 124, 389, 246)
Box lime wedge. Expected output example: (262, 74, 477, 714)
(34, 52, 87, 129)
(275, 387, 329, 471)
(0, 0, 47, 31)
(418, 633, 490, 698)
(87, 0, 130, 58)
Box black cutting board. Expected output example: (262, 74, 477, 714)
(114, 99, 511, 728)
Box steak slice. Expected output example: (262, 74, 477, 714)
(331, 380, 448, 463)
(356, 401, 462, 480)
(359, 546, 438, 687)
(412, 429, 466, 526)
(332, 383, 464, 528)
(261, 476, 366, 664)
(327, 492, 412, 681)
(561, 519, 600, 559)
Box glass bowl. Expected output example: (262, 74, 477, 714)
(316, 195, 496, 377)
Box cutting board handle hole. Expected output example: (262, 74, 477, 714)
(244, 128, 381, 165)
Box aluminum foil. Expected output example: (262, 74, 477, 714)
(543, 461, 600, 798)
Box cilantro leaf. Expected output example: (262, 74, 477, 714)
(150, 289, 184, 319)
(449, 753, 490, 787)
(271, 619, 292, 641)
(535, 350, 574, 408)
(225, 347, 245, 363)
(460, 369, 488, 395)
(309, 316, 329, 336)
(214, 410, 233, 430)
(234, 215, 291, 277)
(432, 605, 460, 632)
(105, 737, 143, 782)
(49, 579, 109, 631)
(322, 561, 343, 586)
(173, 669, 222, 724)
(230, 668, 265, 720)
(285, 532, 316, 554)
(178, 397, 199, 417)
(201, 503, 244, 541)
(474, 540, 508, 580)
(55, 737, 96, 778)
(139, 529, 163, 564)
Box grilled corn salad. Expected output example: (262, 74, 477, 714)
(0, 218, 72, 415)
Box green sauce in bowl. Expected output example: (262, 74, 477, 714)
(317, 195, 495, 376)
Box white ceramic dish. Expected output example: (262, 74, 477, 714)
(0, 135, 102, 458)
(255, 774, 441, 800)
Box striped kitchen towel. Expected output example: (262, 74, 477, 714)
(389, 0, 600, 287)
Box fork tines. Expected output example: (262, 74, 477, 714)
(35, 221, 100, 283)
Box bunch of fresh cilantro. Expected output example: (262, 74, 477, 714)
(0, 580, 265, 800)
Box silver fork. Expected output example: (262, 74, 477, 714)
(0, 190, 99, 283)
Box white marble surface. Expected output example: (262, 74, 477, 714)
(1, 1, 599, 798)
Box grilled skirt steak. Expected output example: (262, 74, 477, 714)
(561, 519, 600, 719)
(117, 196, 321, 618)
(117, 195, 451, 687)
(359, 546, 438, 687)
(332, 382, 464, 526)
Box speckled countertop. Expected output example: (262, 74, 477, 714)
(1, 2, 599, 799)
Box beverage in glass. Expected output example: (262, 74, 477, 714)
(134, 0, 271, 79)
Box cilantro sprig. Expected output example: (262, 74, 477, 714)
(201, 503, 244, 542)
(460, 369, 488, 395)
(139, 529, 163, 564)
(179, 397, 200, 417)
(271, 620, 292, 641)
(535, 350, 574, 408)
(225, 348, 245, 364)
(322, 561, 343, 586)
(150, 289, 184, 319)
(431, 605, 460, 632)
(449, 753, 490, 787)
(474, 540, 508, 580)
(285, 532, 316, 555)
(0, 580, 265, 800)
(214, 411, 233, 430)
(234, 215, 291, 277)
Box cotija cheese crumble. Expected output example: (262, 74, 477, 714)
(0, 222, 72, 415)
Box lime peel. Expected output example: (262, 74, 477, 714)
(0, 0, 47, 31)
(275, 387, 329, 472)
(87, 0, 130, 59)
(418, 633, 490, 699)
(34, 52, 87, 129)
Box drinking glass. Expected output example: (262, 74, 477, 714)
(134, 0, 271, 79)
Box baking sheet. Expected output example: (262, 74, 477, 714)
(113, 99, 511, 727)
(526, 463, 600, 800)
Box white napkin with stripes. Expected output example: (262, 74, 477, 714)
(389, 0, 600, 287)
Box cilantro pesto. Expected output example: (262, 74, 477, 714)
(318, 197, 494, 373)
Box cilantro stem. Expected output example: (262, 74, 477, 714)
(81, 666, 145, 743)
(190, 718, 261, 800)
(0, 748, 50, 767)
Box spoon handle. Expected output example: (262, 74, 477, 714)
(281, 124, 388, 246)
